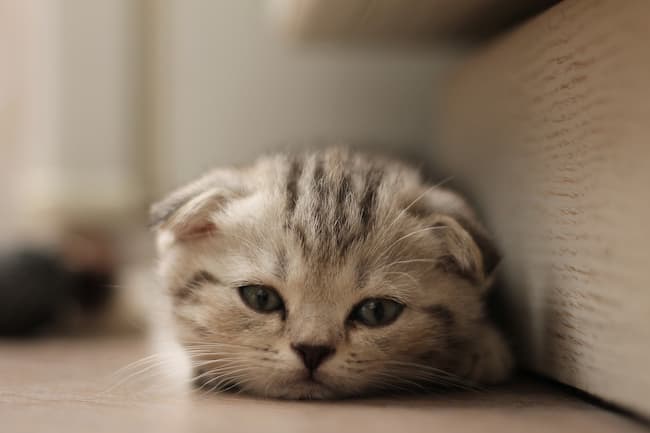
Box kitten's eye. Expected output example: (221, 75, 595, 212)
(238, 285, 284, 313)
(350, 298, 404, 327)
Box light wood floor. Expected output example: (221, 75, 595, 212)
(0, 336, 645, 433)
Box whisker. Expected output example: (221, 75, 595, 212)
(383, 176, 454, 234)
(103, 359, 175, 394)
(109, 353, 167, 379)
(366, 371, 428, 394)
(353, 358, 480, 394)
(182, 341, 275, 352)
(383, 271, 420, 287)
(381, 258, 438, 269)
(379, 226, 447, 262)
(196, 366, 258, 395)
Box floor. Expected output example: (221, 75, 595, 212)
(0, 337, 646, 433)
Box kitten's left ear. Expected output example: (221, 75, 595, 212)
(149, 169, 245, 246)
(411, 187, 501, 289)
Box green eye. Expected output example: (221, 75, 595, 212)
(238, 285, 284, 313)
(351, 298, 404, 327)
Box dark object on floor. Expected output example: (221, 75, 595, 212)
(0, 249, 113, 336)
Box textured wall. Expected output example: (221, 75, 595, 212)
(436, 0, 650, 417)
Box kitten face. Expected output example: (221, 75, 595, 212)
(152, 148, 510, 399)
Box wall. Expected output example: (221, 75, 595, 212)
(2, 1, 457, 231)
(150, 1, 456, 193)
(436, 0, 650, 417)
(0, 0, 140, 243)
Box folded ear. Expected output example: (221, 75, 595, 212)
(409, 187, 500, 289)
(149, 169, 245, 245)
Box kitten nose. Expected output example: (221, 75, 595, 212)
(291, 343, 335, 371)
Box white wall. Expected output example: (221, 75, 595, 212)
(0, 1, 63, 243)
(55, 0, 141, 218)
(1, 0, 457, 237)
(151, 1, 456, 192)
(1, 0, 141, 239)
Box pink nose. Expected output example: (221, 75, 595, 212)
(291, 343, 335, 371)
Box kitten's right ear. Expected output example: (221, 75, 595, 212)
(149, 170, 244, 245)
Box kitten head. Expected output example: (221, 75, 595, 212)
(151, 148, 499, 399)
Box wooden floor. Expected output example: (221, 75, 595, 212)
(0, 336, 645, 433)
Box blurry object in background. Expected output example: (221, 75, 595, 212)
(0, 250, 71, 336)
(268, 0, 557, 42)
(60, 228, 115, 313)
(0, 230, 115, 337)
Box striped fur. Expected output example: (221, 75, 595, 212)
(151, 147, 513, 399)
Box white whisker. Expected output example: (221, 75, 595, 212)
(384, 176, 454, 233)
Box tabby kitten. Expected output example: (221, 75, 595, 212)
(150, 147, 513, 399)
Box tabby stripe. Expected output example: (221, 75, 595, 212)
(312, 156, 328, 238)
(335, 174, 351, 223)
(424, 304, 455, 328)
(174, 270, 220, 303)
(275, 247, 288, 281)
(293, 223, 310, 255)
(285, 157, 303, 217)
(312, 156, 325, 192)
(359, 167, 383, 234)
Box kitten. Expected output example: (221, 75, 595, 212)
(150, 147, 513, 399)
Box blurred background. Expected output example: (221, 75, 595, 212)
(1, 0, 456, 234)
(0, 1, 462, 333)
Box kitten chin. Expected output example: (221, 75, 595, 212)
(150, 147, 514, 399)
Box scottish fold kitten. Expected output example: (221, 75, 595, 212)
(150, 147, 513, 399)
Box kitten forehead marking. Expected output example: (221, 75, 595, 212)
(283, 151, 389, 268)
